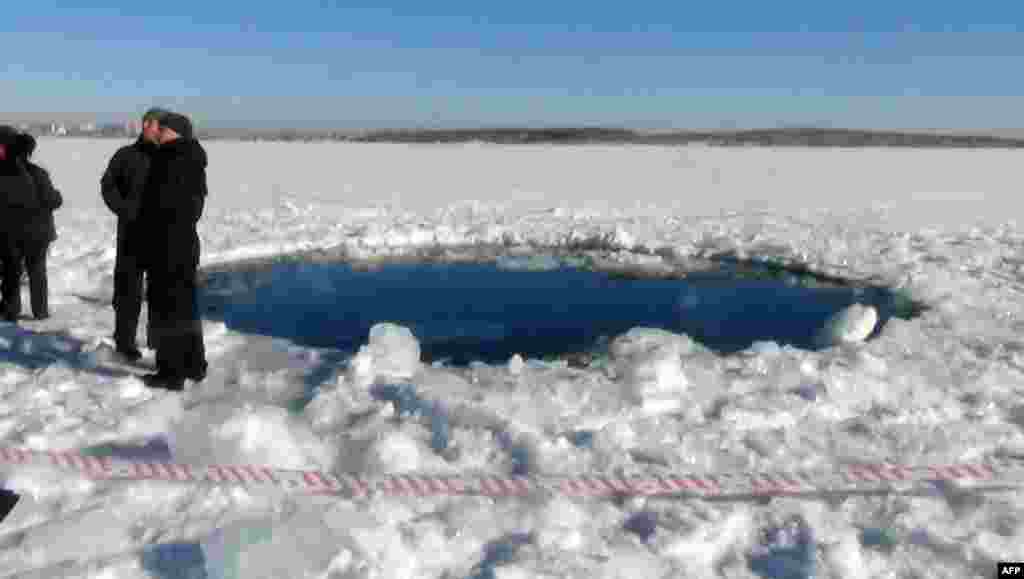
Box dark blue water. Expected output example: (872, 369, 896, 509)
(200, 261, 908, 365)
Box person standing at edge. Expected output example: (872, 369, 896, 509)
(139, 112, 208, 390)
(0, 126, 63, 323)
(101, 107, 170, 360)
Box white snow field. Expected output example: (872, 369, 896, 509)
(0, 137, 1021, 578)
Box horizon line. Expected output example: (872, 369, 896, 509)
(5, 114, 1024, 136)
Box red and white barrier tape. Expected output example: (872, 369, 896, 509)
(2, 446, 1023, 499)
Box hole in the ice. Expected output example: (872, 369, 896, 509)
(198, 254, 925, 366)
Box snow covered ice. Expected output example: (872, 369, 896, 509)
(0, 138, 1022, 577)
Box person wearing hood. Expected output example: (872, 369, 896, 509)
(100, 107, 169, 359)
(138, 112, 208, 390)
(0, 126, 63, 323)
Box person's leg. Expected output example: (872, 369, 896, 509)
(0, 255, 5, 313)
(23, 239, 50, 319)
(183, 263, 207, 381)
(113, 229, 144, 355)
(141, 261, 186, 390)
(148, 273, 205, 387)
(0, 238, 25, 321)
(161, 282, 196, 377)
(146, 270, 170, 373)
(145, 326, 186, 390)
(187, 323, 208, 380)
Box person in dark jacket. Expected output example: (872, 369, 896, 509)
(0, 126, 63, 322)
(101, 107, 169, 359)
(138, 112, 208, 390)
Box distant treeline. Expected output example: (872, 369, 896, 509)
(195, 127, 1024, 148)
(351, 127, 1024, 148)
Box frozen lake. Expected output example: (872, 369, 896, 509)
(0, 138, 1021, 578)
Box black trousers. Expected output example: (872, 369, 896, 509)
(113, 229, 145, 347)
(146, 231, 207, 379)
(0, 236, 50, 320)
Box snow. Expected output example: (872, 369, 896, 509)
(0, 137, 1021, 577)
(351, 323, 423, 383)
(817, 304, 879, 346)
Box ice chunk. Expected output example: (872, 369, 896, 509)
(119, 395, 185, 440)
(351, 322, 422, 383)
(372, 382, 422, 417)
(495, 254, 561, 271)
(508, 354, 525, 376)
(495, 431, 534, 476)
(468, 533, 533, 579)
(748, 516, 817, 579)
(599, 548, 671, 579)
(426, 401, 451, 453)
(80, 340, 124, 368)
(202, 507, 341, 579)
(790, 383, 822, 402)
(610, 328, 692, 411)
(370, 382, 451, 453)
(493, 565, 532, 579)
(749, 341, 783, 356)
(568, 430, 594, 448)
(169, 403, 333, 470)
(366, 430, 423, 474)
(817, 303, 878, 346)
(825, 531, 868, 579)
(662, 509, 752, 572)
(507, 444, 531, 476)
(535, 497, 586, 551)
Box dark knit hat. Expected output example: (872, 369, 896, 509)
(142, 107, 171, 124)
(0, 125, 19, 147)
(160, 112, 194, 139)
(15, 132, 37, 158)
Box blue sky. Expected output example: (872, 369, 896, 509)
(2, 1, 1023, 128)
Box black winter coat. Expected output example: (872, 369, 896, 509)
(139, 138, 208, 351)
(0, 160, 63, 243)
(101, 138, 157, 240)
(138, 137, 208, 275)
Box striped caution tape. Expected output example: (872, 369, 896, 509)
(2, 446, 1024, 500)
